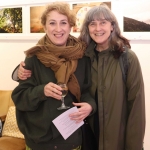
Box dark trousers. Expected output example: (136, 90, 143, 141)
(81, 122, 98, 150)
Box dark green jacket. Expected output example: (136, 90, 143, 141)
(11, 55, 96, 150)
(85, 41, 145, 150)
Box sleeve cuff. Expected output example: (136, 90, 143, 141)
(12, 65, 20, 81)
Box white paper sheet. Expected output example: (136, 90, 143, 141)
(52, 106, 84, 140)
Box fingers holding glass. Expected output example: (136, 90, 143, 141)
(44, 82, 62, 99)
(44, 82, 70, 109)
(57, 82, 70, 110)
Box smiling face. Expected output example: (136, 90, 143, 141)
(88, 18, 113, 50)
(44, 10, 71, 47)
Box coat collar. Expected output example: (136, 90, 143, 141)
(85, 40, 112, 60)
(85, 40, 96, 62)
(85, 41, 97, 72)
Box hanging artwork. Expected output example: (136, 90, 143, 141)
(0, 7, 22, 33)
(123, 1, 150, 32)
(30, 5, 45, 33)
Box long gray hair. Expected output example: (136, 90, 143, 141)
(78, 4, 130, 54)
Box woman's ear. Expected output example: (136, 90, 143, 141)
(43, 26, 46, 32)
(111, 25, 114, 31)
(111, 22, 114, 32)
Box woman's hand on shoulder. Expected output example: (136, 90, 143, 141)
(69, 102, 92, 123)
(44, 82, 62, 100)
(18, 61, 32, 80)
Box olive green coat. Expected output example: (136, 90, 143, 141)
(85, 41, 145, 150)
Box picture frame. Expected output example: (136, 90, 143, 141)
(112, 1, 150, 40)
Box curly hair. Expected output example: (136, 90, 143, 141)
(41, 2, 76, 27)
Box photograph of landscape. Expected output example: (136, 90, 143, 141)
(0, 7, 22, 33)
(30, 5, 45, 33)
(123, 1, 150, 32)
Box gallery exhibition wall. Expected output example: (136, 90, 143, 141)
(0, 0, 150, 149)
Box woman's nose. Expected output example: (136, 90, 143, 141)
(95, 24, 101, 30)
(55, 24, 61, 31)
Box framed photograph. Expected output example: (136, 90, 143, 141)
(0, 7, 22, 33)
(112, 0, 150, 40)
(30, 5, 46, 33)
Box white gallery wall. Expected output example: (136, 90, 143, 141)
(0, 0, 150, 149)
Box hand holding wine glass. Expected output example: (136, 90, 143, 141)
(57, 82, 70, 110)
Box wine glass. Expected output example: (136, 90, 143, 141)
(57, 82, 70, 110)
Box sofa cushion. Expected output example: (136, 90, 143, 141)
(2, 106, 24, 139)
(0, 136, 25, 150)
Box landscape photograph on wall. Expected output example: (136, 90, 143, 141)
(72, 2, 111, 32)
(123, 1, 150, 32)
(30, 5, 45, 33)
(0, 7, 22, 33)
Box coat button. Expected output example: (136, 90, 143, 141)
(54, 146, 57, 149)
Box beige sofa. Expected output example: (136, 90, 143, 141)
(0, 90, 25, 150)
